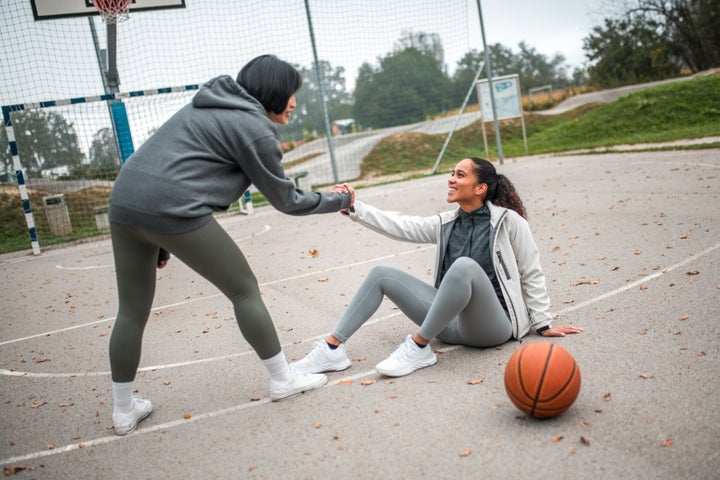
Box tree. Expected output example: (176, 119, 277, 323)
(583, 16, 679, 87)
(630, 0, 720, 72)
(353, 32, 452, 129)
(83, 127, 120, 179)
(0, 109, 83, 177)
(285, 60, 352, 141)
(450, 43, 572, 104)
(514, 42, 569, 90)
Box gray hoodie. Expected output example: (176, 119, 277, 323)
(109, 75, 350, 234)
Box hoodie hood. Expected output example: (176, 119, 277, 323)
(192, 75, 266, 114)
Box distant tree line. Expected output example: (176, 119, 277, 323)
(584, 0, 720, 87)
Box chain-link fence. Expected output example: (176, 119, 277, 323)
(2, 0, 488, 254)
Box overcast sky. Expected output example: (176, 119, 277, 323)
(477, 0, 605, 69)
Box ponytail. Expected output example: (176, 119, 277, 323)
(468, 157, 527, 219)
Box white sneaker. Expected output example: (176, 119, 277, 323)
(112, 395, 152, 436)
(291, 341, 352, 374)
(270, 372, 328, 401)
(375, 335, 437, 377)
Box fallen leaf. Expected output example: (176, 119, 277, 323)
(57, 403, 74, 407)
(250, 397, 260, 402)
(31, 401, 46, 409)
(459, 449, 472, 457)
(308, 249, 320, 258)
(183, 413, 192, 419)
(661, 438, 673, 447)
(686, 271, 699, 276)
(163, 380, 171, 385)
(337, 379, 353, 385)
(314, 423, 322, 429)
(679, 314, 689, 321)
(639, 285, 648, 290)
(467, 378, 484, 385)
(603, 393, 612, 402)
(552, 435, 564, 442)
(571, 279, 600, 286)
(3, 465, 32, 475)
(580, 436, 591, 446)
(639, 373, 654, 379)
(360, 380, 376, 386)
(634, 250, 642, 255)
(611, 266, 620, 271)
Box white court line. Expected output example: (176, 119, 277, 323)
(0, 246, 433, 347)
(56, 264, 113, 271)
(0, 313, 402, 378)
(1, 241, 718, 465)
(557, 242, 720, 316)
(50, 225, 273, 271)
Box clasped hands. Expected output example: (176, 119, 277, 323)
(331, 183, 355, 214)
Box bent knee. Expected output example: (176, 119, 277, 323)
(447, 257, 481, 276)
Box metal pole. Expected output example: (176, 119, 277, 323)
(89, 18, 123, 167)
(431, 61, 485, 174)
(105, 23, 120, 92)
(304, 0, 340, 184)
(476, 0, 504, 164)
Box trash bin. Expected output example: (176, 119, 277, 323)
(93, 205, 110, 231)
(42, 194, 72, 236)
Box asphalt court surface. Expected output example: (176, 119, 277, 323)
(1, 149, 719, 479)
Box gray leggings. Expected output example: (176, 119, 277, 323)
(333, 257, 513, 347)
(109, 219, 281, 382)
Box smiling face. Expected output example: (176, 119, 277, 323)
(447, 158, 487, 211)
(267, 94, 296, 125)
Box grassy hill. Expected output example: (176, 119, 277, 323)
(361, 73, 720, 178)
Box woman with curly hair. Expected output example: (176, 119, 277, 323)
(293, 157, 581, 377)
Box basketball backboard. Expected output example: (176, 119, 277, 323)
(30, 0, 185, 21)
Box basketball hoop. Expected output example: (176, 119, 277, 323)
(95, 0, 131, 24)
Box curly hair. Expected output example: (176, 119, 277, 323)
(468, 157, 527, 219)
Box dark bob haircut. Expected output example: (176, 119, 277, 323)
(236, 55, 302, 115)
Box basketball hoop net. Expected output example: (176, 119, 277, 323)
(95, 0, 131, 24)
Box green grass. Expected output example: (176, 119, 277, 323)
(364, 74, 720, 174)
(3, 75, 718, 255)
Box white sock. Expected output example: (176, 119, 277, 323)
(112, 381, 135, 413)
(262, 351, 292, 382)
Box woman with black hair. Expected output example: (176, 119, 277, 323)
(107, 55, 351, 435)
(294, 157, 581, 377)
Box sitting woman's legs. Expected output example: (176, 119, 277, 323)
(332, 265, 436, 343)
(419, 257, 512, 348)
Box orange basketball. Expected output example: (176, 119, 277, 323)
(504, 342, 581, 419)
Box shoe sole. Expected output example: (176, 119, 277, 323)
(307, 360, 352, 374)
(375, 357, 438, 377)
(270, 375, 329, 402)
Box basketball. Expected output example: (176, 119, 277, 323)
(504, 342, 581, 419)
